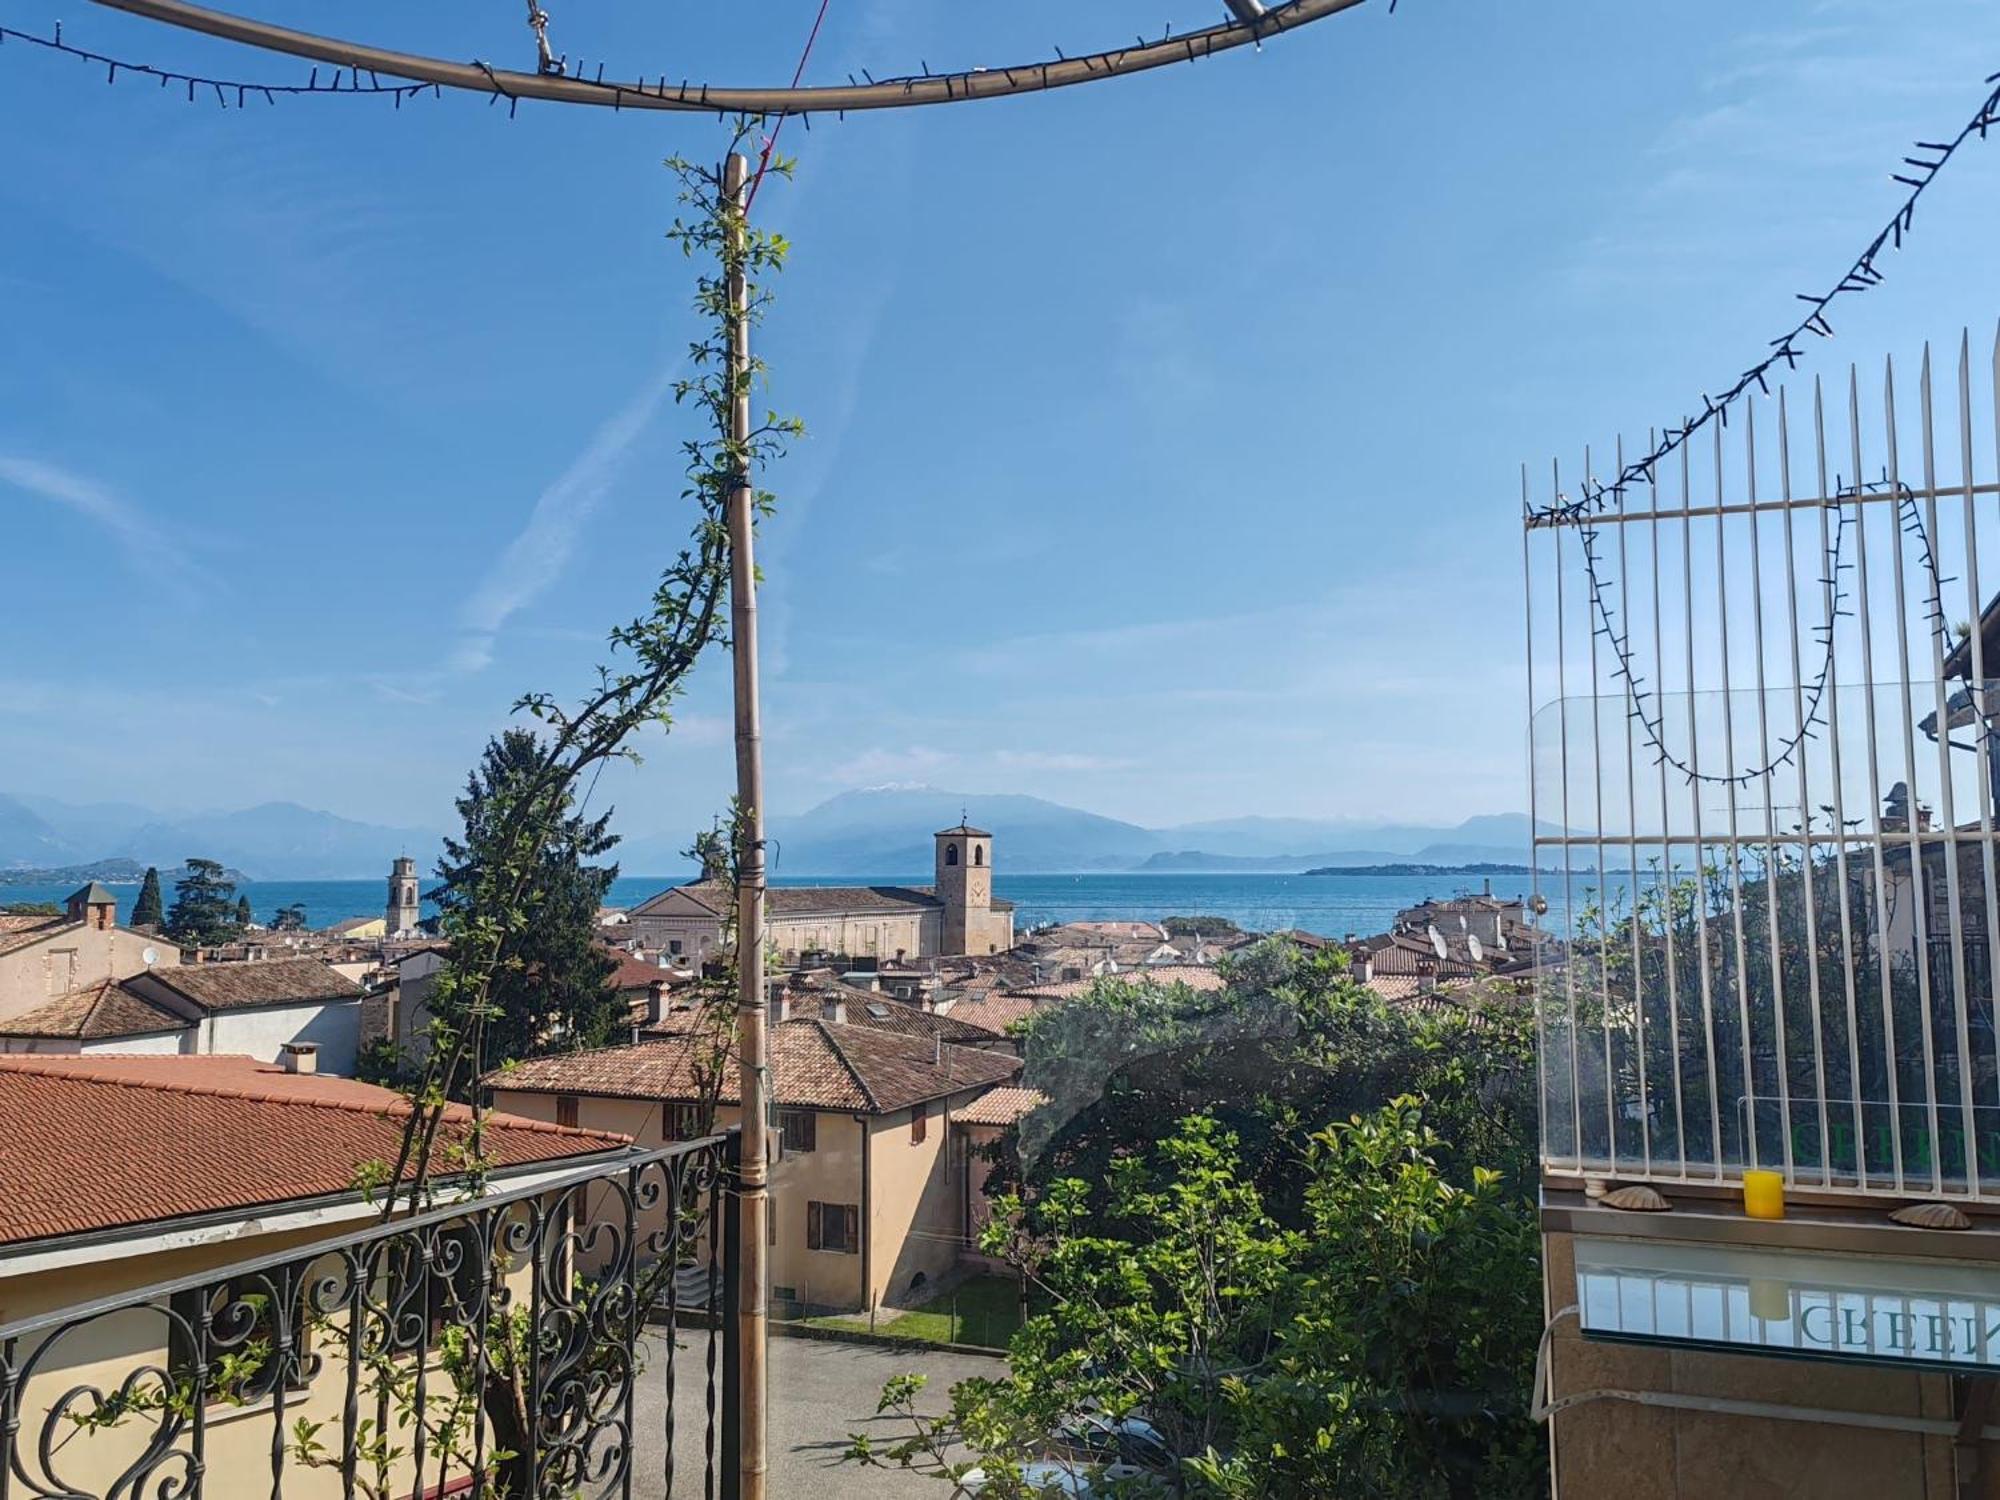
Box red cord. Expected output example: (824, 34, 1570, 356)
(746, 0, 833, 211)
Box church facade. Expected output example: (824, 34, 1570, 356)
(628, 824, 1014, 963)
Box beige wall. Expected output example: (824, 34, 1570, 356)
(631, 890, 963, 963)
(866, 1091, 985, 1310)
(0, 925, 180, 1022)
(0, 1029, 187, 1056)
(775, 1110, 867, 1312)
(494, 1085, 985, 1316)
(0, 1201, 555, 1500)
(769, 911, 935, 963)
(1541, 1229, 1994, 1497)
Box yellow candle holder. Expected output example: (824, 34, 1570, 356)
(1743, 1169, 1785, 1220)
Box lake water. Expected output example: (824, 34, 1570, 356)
(0, 869, 1568, 939)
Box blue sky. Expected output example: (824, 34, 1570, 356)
(3, 0, 1998, 846)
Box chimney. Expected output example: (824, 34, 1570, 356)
(1358, 956, 1373, 983)
(66, 884, 117, 931)
(774, 991, 792, 1024)
(820, 997, 846, 1025)
(281, 1042, 319, 1075)
(647, 980, 668, 1025)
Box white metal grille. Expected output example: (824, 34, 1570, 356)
(1525, 329, 2000, 1198)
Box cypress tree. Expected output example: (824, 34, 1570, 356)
(433, 728, 623, 1069)
(131, 867, 165, 929)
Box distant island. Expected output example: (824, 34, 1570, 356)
(0, 858, 249, 888)
(1302, 862, 1574, 878)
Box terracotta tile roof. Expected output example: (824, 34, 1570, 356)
(1363, 974, 1427, 1003)
(778, 973, 1002, 1044)
(941, 993, 1040, 1034)
(0, 915, 74, 958)
(1011, 965, 1227, 1002)
(1042, 920, 1169, 941)
(684, 881, 942, 916)
(832, 997, 1003, 1045)
(605, 950, 678, 992)
(489, 1018, 1020, 1114)
(952, 1086, 1048, 1127)
(0, 1055, 630, 1249)
(649, 881, 1016, 919)
(141, 957, 365, 1012)
(0, 978, 191, 1040)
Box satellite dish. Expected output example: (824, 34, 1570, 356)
(141, 946, 159, 967)
(1467, 933, 1485, 963)
(1428, 925, 1448, 961)
(1529, 893, 1550, 917)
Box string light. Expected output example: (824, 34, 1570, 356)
(1575, 476, 1969, 790)
(0, 19, 441, 107)
(1528, 68, 2000, 530)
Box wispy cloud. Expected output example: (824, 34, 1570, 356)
(0, 455, 201, 597)
(826, 745, 956, 784)
(452, 368, 675, 672)
(994, 749, 1135, 773)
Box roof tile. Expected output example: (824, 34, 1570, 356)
(0, 1055, 628, 1249)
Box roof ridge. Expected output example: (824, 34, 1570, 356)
(805, 1019, 883, 1112)
(0, 1059, 621, 1143)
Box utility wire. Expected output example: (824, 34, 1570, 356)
(748, 0, 834, 211)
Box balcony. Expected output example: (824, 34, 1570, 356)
(0, 1133, 738, 1500)
(1523, 339, 2000, 1495)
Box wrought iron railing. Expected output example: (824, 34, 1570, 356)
(1524, 331, 2000, 1200)
(0, 1133, 738, 1500)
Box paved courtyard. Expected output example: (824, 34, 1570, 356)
(629, 1330, 1002, 1498)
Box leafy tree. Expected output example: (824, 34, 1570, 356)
(130, 866, 165, 928)
(853, 1107, 1544, 1500)
(1196, 1104, 1545, 1497)
(165, 858, 242, 947)
(853, 945, 1545, 1499)
(235, 894, 254, 930)
(1008, 941, 1537, 1227)
(270, 902, 309, 932)
(0, 901, 61, 917)
(431, 728, 624, 1075)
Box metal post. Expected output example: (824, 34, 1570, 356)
(722, 1130, 744, 1500)
(722, 150, 770, 1500)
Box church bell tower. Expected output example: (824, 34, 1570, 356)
(935, 820, 993, 955)
(387, 856, 421, 937)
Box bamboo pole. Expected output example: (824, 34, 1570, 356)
(724, 150, 770, 1500)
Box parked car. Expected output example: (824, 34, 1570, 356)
(954, 1414, 1177, 1497)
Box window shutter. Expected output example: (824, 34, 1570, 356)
(843, 1204, 859, 1254)
(807, 1202, 823, 1251)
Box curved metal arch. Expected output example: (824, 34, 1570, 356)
(87, 0, 1369, 115)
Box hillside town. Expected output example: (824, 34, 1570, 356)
(0, 822, 1534, 1326)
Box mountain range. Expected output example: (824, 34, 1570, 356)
(0, 786, 1546, 880)
(0, 795, 435, 881)
(625, 789, 1547, 877)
